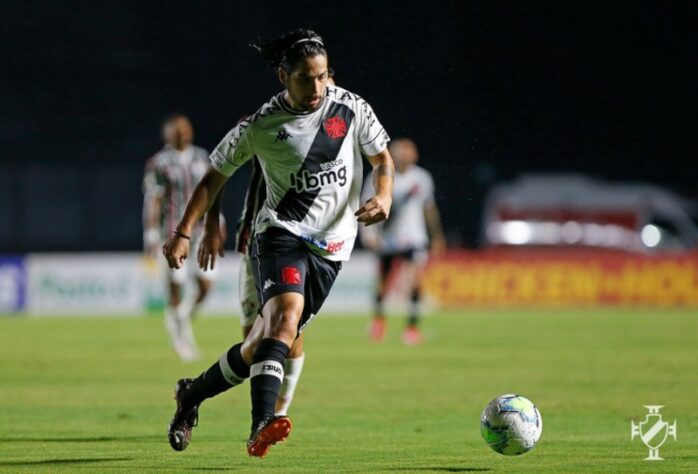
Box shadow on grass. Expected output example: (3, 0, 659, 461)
(0, 435, 159, 443)
(386, 468, 492, 473)
(0, 457, 132, 467)
(188, 469, 241, 472)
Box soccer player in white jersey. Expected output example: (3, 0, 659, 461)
(360, 138, 446, 345)
(143, 114, 219, 361)
(162, 29, 394, 458)
(198, 73, 338, 418)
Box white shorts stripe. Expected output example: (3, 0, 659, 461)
(250, 360, 284, 382)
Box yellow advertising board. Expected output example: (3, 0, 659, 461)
(422, 250, 698, 307)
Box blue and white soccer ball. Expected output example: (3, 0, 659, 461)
(480, 394, 542, 455)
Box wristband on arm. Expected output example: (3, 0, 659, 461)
(173, 230, 191, 240)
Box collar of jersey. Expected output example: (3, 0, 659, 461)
(277, 92, 324, 116)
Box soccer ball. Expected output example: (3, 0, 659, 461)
(480, 394, 542, 455)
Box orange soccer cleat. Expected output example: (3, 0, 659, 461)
(247, 416, 292, 458)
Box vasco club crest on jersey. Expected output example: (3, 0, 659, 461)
(324, 116, 347, 139)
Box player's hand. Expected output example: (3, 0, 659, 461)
(162, 234, 190, 269)
(355, 193, 392, 226)
(198, 227, 225, 271)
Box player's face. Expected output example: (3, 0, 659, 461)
(163, 116, 194, 150)
(280, 54, 329, 112)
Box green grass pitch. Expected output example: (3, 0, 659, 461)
(0, 309, 696, 473)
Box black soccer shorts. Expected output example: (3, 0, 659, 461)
(251, 227, 342, 333)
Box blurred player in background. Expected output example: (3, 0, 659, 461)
(163, 29, 393, 458)
(143, 114, 220, 362)
(360, 137, 445, 345)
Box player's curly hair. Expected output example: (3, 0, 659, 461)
(250, 29, 327, 72)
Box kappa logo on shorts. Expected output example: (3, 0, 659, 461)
(280, 266, 302, 285)
(263, 279, 275, 292)
(324, 116, 347, 139)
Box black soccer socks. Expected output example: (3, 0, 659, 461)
(250, 338, 290, 426)
(183, 343, 250, 408)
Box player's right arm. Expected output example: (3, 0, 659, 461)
(163, 167, 228, 269)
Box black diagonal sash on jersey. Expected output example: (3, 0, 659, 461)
(275, 103, 355, 222)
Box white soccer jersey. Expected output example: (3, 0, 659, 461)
(361, 165, 435, 254)
(143, 145, 210, 234)
(210, 85, 390, 261)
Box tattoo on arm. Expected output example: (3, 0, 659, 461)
(374, 164, 394, 178)
(373, 164, 394, 191)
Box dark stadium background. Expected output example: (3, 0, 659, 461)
(1, 1, 696, 252)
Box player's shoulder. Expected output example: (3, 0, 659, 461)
(144, 154, 158, 171)
(191, 144, 209, 159)
(413, 164, 433, 177)
(326, 85, 369, 109)
(219, 95, 285, 148)
(149, 146, 174, 168)
(411, 165, 435, 188)
(246, 94, 286, 128)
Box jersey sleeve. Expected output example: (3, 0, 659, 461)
(209, 121, 254, 177)
(422, 170, 436, 205)
(356, 99, 390, 157)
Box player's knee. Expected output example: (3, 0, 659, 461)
(278, 309, 301, 329)
(198, 279, 213, 297)
(271, 309, 301, 340)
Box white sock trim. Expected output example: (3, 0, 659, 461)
(250, 360, 284, 382)
(218, 353, 245, 385)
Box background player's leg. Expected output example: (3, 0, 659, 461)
(370, 255, 392, 341)
(181, 315, 265, 408)
(402, 257, 424, 346)
(176, 276, 213, 361)
(164, 278, 195, 361)
(182, 276, 213, 320)
(275, 333, 305, 416)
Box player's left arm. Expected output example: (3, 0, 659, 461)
(162, 166, 228, 269)
(355, 148, 394, 226)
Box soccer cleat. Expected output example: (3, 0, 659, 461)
(247, 416, 292, 458)
(369, 318, 386, 342)
(402, 325, 423, 346)
(168, 378, 199, 451)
